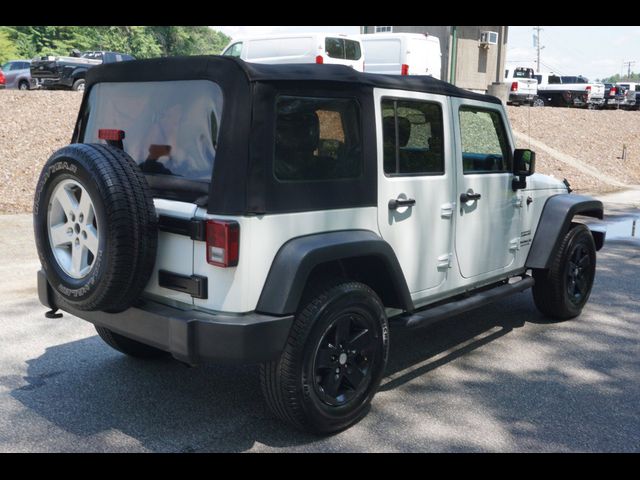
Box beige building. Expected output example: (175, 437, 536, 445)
(361, 26, 509, 94)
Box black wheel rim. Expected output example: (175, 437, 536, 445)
(566, 243, 592, 305)
(312, 313, 377, 407)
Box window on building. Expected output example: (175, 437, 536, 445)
(374, 26, 392, 33)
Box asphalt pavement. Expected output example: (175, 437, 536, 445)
(0, 197, 638, 452)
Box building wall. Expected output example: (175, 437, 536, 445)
(361, 26, 508, 93)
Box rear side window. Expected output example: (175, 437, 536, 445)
(548, 75, 561, 84)
(82, 80, 223, 183)
(325, 38, 362, 60)
(274, 96, 362, 182)
(459, 107, 511, 174)
(381, 98, 445, 176)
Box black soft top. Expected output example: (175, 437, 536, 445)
(85, 55, 500, 104)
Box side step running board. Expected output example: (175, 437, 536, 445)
(393, 276, 535, 329)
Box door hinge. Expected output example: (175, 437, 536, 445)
(512, 195, 524, 208)
(509, 238, 521, 252)
(437, 253, 453, 270)
(440, 202, 455, 219)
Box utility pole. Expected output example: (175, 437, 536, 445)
(623, 60, 636, 80)
(533, 26, 544, 72)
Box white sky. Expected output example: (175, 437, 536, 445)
(211, 26, 640, 80)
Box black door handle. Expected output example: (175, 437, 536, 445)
(388, 198, 416, 210)
(460, 192, 482, 203)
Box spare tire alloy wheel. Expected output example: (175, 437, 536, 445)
(47, 179, 100, 279)
(34, 143, 158, 313)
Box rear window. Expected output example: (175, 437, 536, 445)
(274, 96, 362, 182)
(82, 80, 223, 183)
(325, 38, 362, 60)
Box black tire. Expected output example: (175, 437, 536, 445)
(95, 326, 166, 358)
(260, 281, 389, 434)
(532, 224, 596, 320)
(18, 80, 29, 91)
(34, 143, 158, 313)
(72, 79, 85, 92)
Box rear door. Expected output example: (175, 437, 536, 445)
(362, 38, 402, 74)
(451, 98, 521, 280)
(375, 88, 455, 295)
(324, 37, 364, 70)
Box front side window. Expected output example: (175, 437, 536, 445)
(382, 99, 445, 176)
(548, 75, 561, 84)
(459, 107, 511, 174)
(274, 96, 362, 182)
(83, 80, 223, 183)
(223, 42, 243, 57)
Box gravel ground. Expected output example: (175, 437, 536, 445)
(507, 106, 640, 193)
(0, 90, 81, 214)
(0, 89, 637, 213)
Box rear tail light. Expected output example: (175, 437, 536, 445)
(401, 64, 409, 75)
(206, 220, 239, 267)
(98, 129, 125, 141)
(611, 87, 617, 95)
(315, 55, 324, 64)
(511, 81, 518, 92)
(585, 85, 592, 92)
(0, 70, 5, 85)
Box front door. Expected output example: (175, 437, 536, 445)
(452, 99, 521, 279)
(375, 89, 455, 295)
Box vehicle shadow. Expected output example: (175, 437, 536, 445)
(8, 240, 639, 452)
(7, 295, 535, 452)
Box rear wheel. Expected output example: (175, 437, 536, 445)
(260, 281, 389, 434)
(18, 80, 29, 90)
(532, 97, 546, 107)
(95, 326, 166, 358)
(72, 79, 85, 92)
(532, 224, 596, 320)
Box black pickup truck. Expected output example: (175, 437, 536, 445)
(30, 50, 134, 91)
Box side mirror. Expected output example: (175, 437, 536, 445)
(514, 149, 535, 176)
(512, 149, 535, 190)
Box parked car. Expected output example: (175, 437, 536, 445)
(616, 82, 639, 110)
(535, 73, 605, 108)
(221, 33, 364, 71)
(34, 56, 604, 434)
(504, 66, 538, 106)
(357, 32, 442, 79)
(1, 60, 33, 90)
(30, 50, 135, 91)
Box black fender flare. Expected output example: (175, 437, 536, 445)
(526, 194, 604, 270)
(255, 230, 413, 316)
(70, 67, 88, 81)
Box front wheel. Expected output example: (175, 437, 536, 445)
(260, 281, 389, 434)
(532, 224, 596, 320)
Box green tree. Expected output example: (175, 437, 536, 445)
(147, 26, 230, 57)
(0, 27, 20, 64)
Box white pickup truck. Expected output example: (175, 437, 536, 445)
(504, 67, 538, 106)
(534, 73, 605, 108)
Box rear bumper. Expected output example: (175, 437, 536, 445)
(38, 270, 293, 366)
(508, 93, 535, 103)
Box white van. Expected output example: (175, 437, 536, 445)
(357, 33, 442, 79)
(221, 33, 364, 71)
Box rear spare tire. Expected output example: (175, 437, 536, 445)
(34, 143, 157, 313)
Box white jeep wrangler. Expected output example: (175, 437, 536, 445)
(34, 56, 605, 434)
